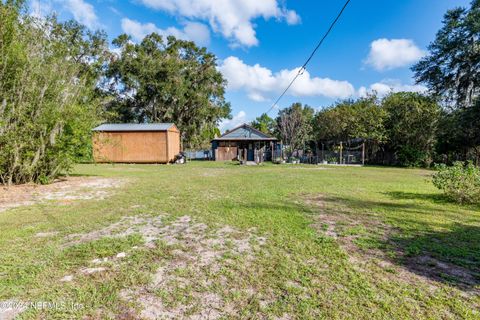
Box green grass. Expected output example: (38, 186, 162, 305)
(0, 162, 479, 319)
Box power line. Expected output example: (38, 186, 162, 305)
(265, 0, 352, 115)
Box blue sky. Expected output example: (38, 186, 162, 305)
(31, 0, 471, 131)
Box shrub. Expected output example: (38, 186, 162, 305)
(432, 161, 480, 204)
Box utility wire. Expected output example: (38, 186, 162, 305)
(265, 0, 352, 115)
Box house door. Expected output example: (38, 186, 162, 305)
(247, 144, 254, 161)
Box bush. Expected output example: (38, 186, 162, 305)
(432, 161, 480, 204)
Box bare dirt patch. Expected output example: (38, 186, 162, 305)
(121, 217, 266, 319)
(80, 267, 107, 275)
(60, 275, 74, 282)
(0, 177, 125, 213)
(302, 193, 480, 295)
(35, 231, 59, 238)
(63, 214, 163, 248)
(0, 300, 27, 320)
(62, 214, 267, 319)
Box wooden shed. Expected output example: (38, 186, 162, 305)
(92, 123, 180, 163)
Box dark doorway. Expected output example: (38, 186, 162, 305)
(247, 148, 254, 161)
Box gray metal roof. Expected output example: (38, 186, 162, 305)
(213, 124, 277, 141)
(92, 123, 175, 132)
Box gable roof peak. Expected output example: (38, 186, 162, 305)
(214, 123, 276, 141)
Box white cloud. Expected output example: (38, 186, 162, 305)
(30, 0, 53, 18)
(137, 0, 300, 46)
(219, 110, 247, 132)
(121, 18, 210, 46)
(248, 92, 268, 102)
(358, 79, 427, 98)
(63, 0, 99, 29)
(183, 22, 211, 46)
(29, 0, 100, 29)
(284, 9, 301, 25)
(218, 56, 355, 101)
(365, 38, 425, 71)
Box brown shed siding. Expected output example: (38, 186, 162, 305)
(166, 127, 180, 161)
(93, 130, 179, 163)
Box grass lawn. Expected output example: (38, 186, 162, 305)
(0, 162, 479, 319)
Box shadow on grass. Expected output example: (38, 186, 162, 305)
(385, 190, 480, 213)
(304, 193, 480, 291)
(390, 224, 480, 290)
(65, 173, 101, 178)
(384, 191, 450, 204)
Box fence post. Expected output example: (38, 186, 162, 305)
(340, 141, 343, 164)
(362, 143, 365, 166)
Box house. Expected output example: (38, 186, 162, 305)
(92, 123, 180, 163)
(211, 124, 279, 163)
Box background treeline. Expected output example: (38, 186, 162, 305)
(0, 0, 478, 184)
(251, 93, 444, 167)
(252, 0, 480, 167)
(252, 91, 479, 167)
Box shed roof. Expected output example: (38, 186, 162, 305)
(213, 124, 277, 141)
(92, 123, 175, 132)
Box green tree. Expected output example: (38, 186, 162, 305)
(436, 99, 480, 164)
(314, 95, 386, 143)
(276, 103, 314, 157)
(413, 0, 480, 164)
(251, 113, 275, 135)
(412, 0, 480, 108)
(382, 92, 441, 167)
(106, 33, 231, 148)
(0, 2, 106, 184)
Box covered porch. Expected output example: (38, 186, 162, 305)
(211, 124, 279, 163)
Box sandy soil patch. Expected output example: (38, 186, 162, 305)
(0, 177, 124, 213)
(63, 214, 167, 248)
(35, 231, 59, 238)
(63, 214, 267, 319)
(0, 300, 27, 320)
(121, 218, 266, 320)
